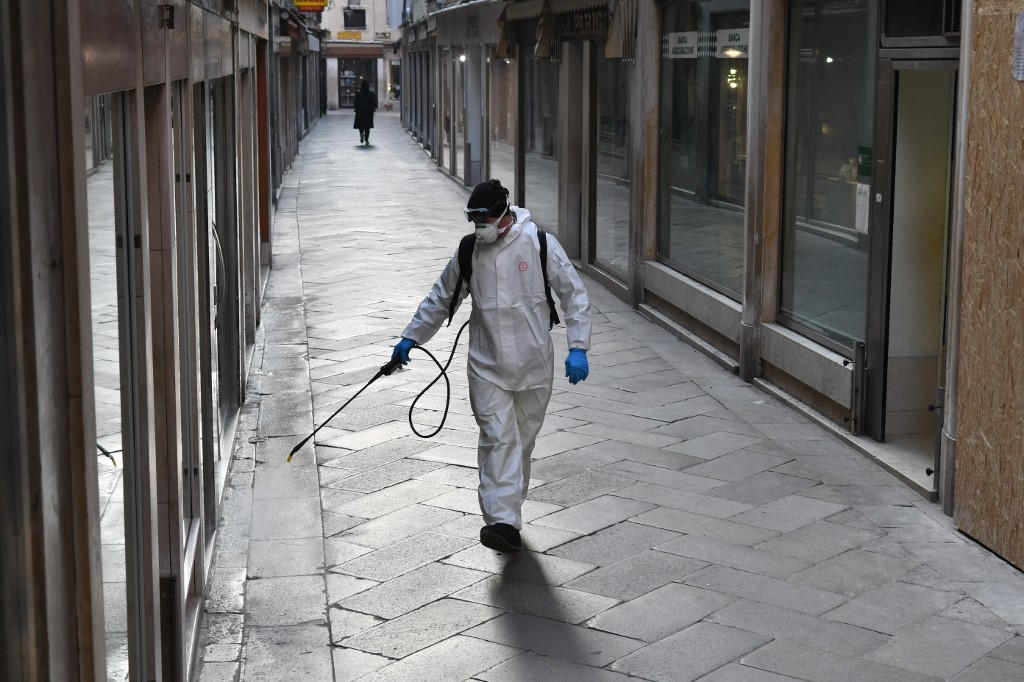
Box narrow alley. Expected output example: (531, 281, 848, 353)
(193, 111, 1024, 682)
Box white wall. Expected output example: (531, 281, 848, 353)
(322, 0, 394, 42)
(886, 69, 955, 436)
(327, 58, 339, 109)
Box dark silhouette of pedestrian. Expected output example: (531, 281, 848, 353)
(353, 79, 376, 145)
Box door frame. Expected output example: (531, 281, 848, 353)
(863, 57, 958, 442)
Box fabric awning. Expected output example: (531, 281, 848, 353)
(504, 0, 545, 22)
(604, 0, 637, 61)
(550, 0, 607, 15)
(323, 43, 385, 58)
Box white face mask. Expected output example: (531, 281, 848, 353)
(475, 223, 499, 244)
(473, 205, 509, 244)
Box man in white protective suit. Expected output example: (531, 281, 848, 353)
(391, 179, 592, 553)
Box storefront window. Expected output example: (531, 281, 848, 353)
(338, 59, 377, 110)
(440, 51, 452, 172)
(489, 55, 516, 199)
(454, 51, 466, 181)
(779, 0, 875, 348)
(658, 1, 750, 298)
(594, 53, 630, 280)
(85, 92, 132, 681)
(523, 56, 559, 230)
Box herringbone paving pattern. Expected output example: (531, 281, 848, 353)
(194, 111, 1024, 682)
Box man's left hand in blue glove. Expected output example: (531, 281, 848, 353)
(565, 348, 589, 385)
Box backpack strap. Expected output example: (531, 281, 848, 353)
(538, 230, 560, 329)
(448, 234, 477, 327)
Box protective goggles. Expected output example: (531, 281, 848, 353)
(464, 200, 507, 223)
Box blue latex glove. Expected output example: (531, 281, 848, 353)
(392, 338, 415, 366)
(564, 348, 589, 385)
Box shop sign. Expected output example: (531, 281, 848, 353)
(715, 28, 748, 58)
(295, 0, 328, 11)
(665, 31, 700, 59)
(555, 9, 609, 40)
(337, 30, 363, 40)
(375, 31, 392, 40)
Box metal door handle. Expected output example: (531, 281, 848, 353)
(211, 222, 227, 328)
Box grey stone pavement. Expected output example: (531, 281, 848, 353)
(194, 110, 1024, 682)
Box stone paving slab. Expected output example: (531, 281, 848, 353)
(564, 549, 707, 600)
(331, 648, 391, 682)
(464, 612, 644, 667)
(658, 535, 810, 579)
(950, 656, 1024, 681)
(341, 598, 504, 659)
(351, 635, 520, 682)
(695, 663, 802, 681)
(684, 565, 850, 616)
(548, 521, 680, 566)
(588, 582, 737, 642)
(741, 640, 944, 682)
(338, 562, 488, 619)
(612, 622, 771, 682)
(709, 599, 890, 655)
(824, 581, 965, 635)
(193, 112, 1024, 682)
(443, 545, 596, 585)
(617, 481, 755, 518)
(334, 532, 473, 581)
(866, 616, 1013, 678)
(477, 651, 636, 682)
(634, 506, 782, 546)
(451, 575, 619, 624)
(340, 503, 464, 549)
(242, 625, 334, 681)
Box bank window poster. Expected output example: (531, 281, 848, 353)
(664, 29, 748, 59)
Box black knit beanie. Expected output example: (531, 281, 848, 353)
(467, 179, 510, 217)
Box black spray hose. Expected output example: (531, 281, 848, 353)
(404, 320, 470, 438)
(288, 320, 470, 462)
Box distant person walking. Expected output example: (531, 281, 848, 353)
(353, 79, 376, 146)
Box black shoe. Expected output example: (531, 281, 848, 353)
(480, 523, 522, 553)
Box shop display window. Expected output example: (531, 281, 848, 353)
(85, 91, 137, 682)
(779, 0, 875, 348)
(488, 55, 516, 200)
(594, 53, 630, 280)
(657, 0, 750, 299)
(523, 56, 560, 231)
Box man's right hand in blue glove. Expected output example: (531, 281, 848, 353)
(392, 338, 415, 366)
(565, 348, 589, 385)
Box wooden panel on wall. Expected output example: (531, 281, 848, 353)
(205, 11, 225, 80)
(222, 13, 235, 73)
(954, 5, 1024, 572)
(142, 0, 166, 85)
(81, 0, 136, 95)
(191, 4, 206, 82)
(240, 33, 252, 70)
(168, 0, 189, 80)
(240, 0, 270, 40)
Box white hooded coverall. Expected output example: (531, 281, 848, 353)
(401, 207, 592, 529)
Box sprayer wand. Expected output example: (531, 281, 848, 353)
(286, 321, 470, 462)
(287, 356, 404, 462)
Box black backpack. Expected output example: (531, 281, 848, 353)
(447, 230, 560, 329)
